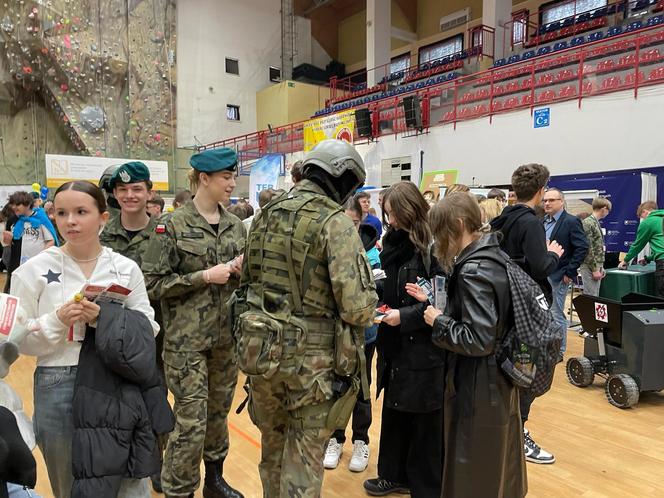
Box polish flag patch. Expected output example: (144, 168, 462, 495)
(155, 224, 166, 234)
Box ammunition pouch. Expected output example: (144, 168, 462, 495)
(325, 375, 360, 431)
(234, 311, 284, 379)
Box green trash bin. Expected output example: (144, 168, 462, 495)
(599, 263, 657, 301)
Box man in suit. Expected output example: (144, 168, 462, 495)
(542, 188, 589, 360)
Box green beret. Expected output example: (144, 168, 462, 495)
(190, 148, 238, 173)
(109, 161, 151, 188)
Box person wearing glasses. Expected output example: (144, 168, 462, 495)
(542, 188, 588, 362)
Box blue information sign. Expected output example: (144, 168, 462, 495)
(534, 108, 550, 128)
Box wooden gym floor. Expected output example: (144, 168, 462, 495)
(3, 271, 663, 497)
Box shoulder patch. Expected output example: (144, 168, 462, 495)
(155, 224, 166, 234)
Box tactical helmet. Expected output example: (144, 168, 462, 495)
(302, 139, 366, 204)
(99, 165, 120, 194)
(99, 164, 121, 210)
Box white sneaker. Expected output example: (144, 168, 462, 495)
(524, 428, 555, 464)
(323, 438, 343, 469)
(348, 440, 370, 472)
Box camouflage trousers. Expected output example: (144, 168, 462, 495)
(161, 338, 238, 497)
(248, 356, 336, 498)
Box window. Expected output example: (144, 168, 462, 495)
(390, 53, 410, 74)
(269, 66, 281, 82)
(418, 35, 463, 64)
(225, 57, 239, 75)
(512, 10, 529, 45)
(542, 0, 606, 25)
(470, 26, 483, 49)
(226, 105, 240, 121)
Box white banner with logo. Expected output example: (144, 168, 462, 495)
(45, 154, 169, 190)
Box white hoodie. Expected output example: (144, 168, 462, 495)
(10, 246, 158, 367)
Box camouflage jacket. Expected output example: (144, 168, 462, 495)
(141, 201, 246, 351)
(582, 214, 605, 271)
(100, 214, 157, 267)
(240, 180, 377, 328)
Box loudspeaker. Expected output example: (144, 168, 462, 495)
(355, 108, 372, 137)
(403, 95, 422, 129)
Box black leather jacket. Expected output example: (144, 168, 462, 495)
(432, 233, 527, 498)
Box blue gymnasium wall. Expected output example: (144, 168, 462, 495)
(550, 167, 664, 253)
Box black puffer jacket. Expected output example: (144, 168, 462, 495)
(71, 302, 174, 498)
(432, 234, 527, 498)
(376, 230, 446, 413)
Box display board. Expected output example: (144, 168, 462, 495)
(45, 154, 169, 190)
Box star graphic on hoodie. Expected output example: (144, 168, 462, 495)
(42, 269, 61, 284)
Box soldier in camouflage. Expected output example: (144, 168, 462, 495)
(232, 139, 378, 497)
(99, 164, 122, 220)
(142, 148, 246, 498)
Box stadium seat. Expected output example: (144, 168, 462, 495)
(537, 90, 556, 102)
(505, 97, 519, 108)
(625, 71, 646, 85)
(648, 67, 664, 80)
(553, 41, 568, 51)
(522, 50, 536, 60)
(508, 54, 520, 64)
(491, 100, 504, 112)
(559, 85, 577, 97)
(607, 26, 623, 37)
(601, 76, 622, 90)
(521, 94, 533, 105)
(588, 31, 604, 41)
(571, 36, 586, 46)
(577, 12, 591, 23)
(625, 21, 643, 32)
(537, 46, 552, 56)
(494, 58, 507, 67)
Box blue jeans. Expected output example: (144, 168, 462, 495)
(33, 366, 150, 498)
(7, 483, 43, 497)
(549, 277, 570, 353)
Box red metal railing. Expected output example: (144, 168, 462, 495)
(200, 24, 664, 158)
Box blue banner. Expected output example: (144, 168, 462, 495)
(248, 154, 283, 208)
(550, 167, 664, 253)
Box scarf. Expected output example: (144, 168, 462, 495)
(12, 207, 60, 246)
(379, 229, 416, 309)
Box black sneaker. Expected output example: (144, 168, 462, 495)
(363, 478, 410, 496)
(524, 429, 555, 464)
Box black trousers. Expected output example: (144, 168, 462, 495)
(377, 405, 443, 498)
(332, 341, 376, 444)
(519, 388, 535, 424)
(656, 260, 664, 297)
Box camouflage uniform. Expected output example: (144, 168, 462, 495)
(233, 180, 377, 497)
(142, 200, 246, 498)
(100, 213, 157, 265)
(580, 214, 605, 296)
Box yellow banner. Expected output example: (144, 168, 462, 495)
(303, 110, 355, 152)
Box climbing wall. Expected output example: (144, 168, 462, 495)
(0, 0, 176, 184)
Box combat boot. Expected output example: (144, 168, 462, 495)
(203, 460, 244, 498)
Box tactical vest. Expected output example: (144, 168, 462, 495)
(233, 189, 358, 380)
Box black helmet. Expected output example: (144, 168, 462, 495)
(99, 165, 121, 209)
(99, 165, 120, 194)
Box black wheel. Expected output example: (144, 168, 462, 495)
(566, 357, 595, 387)
(605, 374, 640, 408)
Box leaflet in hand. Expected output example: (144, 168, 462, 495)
(79, 283, 132, 305)
(0, 293, 19, 337)
(68, 283, 133, 341)
(374, 304, 392, 324)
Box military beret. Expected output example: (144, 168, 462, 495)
(109, 161, 151, 188)
(189, 148, 238, 173)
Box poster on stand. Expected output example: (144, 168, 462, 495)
(419, 170, 458, 203)
(248, 154, 283, 209)
(45, 154, 169, 190)
(303, 110, 355, 152)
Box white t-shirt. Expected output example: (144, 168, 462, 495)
(10, 246, 158, 367)
(19, 221, 54, 265)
